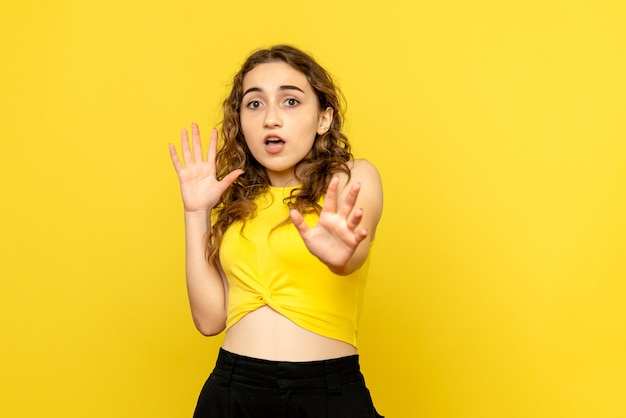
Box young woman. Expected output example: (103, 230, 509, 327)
(169, 45, 384, 417)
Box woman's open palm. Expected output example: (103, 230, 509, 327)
(290, 177, 368, 270)
(169, 123, 243, 212)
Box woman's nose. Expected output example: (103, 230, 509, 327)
(263, 104, 282, 128)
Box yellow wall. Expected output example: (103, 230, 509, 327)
(1, 1, 625, 417)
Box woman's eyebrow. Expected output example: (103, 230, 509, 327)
(242, 85, 306, 99)
(242, 87, 262, 98)
(279, 85, 305, 94)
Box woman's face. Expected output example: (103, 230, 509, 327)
(239, 62, 333, 186)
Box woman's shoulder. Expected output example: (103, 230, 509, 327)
(341, 159, 382, 188)
(348, 158, 379, 176)
(338, 158, 383, 237)
(333, 158, 383, 203)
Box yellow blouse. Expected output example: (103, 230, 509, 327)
(219, 185, 371, 347)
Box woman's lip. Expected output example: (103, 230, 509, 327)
(264, 133, 284, 142)
(265, 141, 286, 154)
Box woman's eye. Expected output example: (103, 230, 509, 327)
(246, 100, 262, 109)
(285, 98, 299, 107)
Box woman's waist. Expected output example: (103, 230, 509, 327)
(222, 306, 357, 361)
(211, 347, 364, 390)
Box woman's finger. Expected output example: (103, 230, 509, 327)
(169, 143, 184, 173)
(289, 208, 309, 237)
(346, 207, 364, 231)
(337, 182, 361, 219)
(180, 128, 193, 164)
(220, 169, 244, 190)
(207, 128, 218, 175)
(321, 177, 340, 213)
(354, 228, 368, 245)
(191, 122, 203, 163)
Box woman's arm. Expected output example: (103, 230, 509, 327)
(182, 211, 227, 336)
(169, 123, 243, 335)
(335, 159, 383, 274)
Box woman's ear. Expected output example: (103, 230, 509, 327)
(317, 107, 334, 135)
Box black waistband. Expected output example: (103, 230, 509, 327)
(212, 348, 363, 392)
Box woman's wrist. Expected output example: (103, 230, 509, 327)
(184, 207, 212, 217)
(184, 209, 213, 228)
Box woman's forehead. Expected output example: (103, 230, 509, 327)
(242, 62, 311, 92)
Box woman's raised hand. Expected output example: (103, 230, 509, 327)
(289, 177, 368, 273)
(169, 123, 243, 213)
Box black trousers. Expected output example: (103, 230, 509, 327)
(193, 348, 384, 418)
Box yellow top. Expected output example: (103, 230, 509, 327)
(219, 185, 371, 347)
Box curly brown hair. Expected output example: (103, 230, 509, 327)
(208, 45, 353, 265)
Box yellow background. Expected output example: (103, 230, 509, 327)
(1, 1, 625, 417)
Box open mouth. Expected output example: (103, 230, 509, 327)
(265, 137, 285, 146)
(264, 136, 286, 154)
